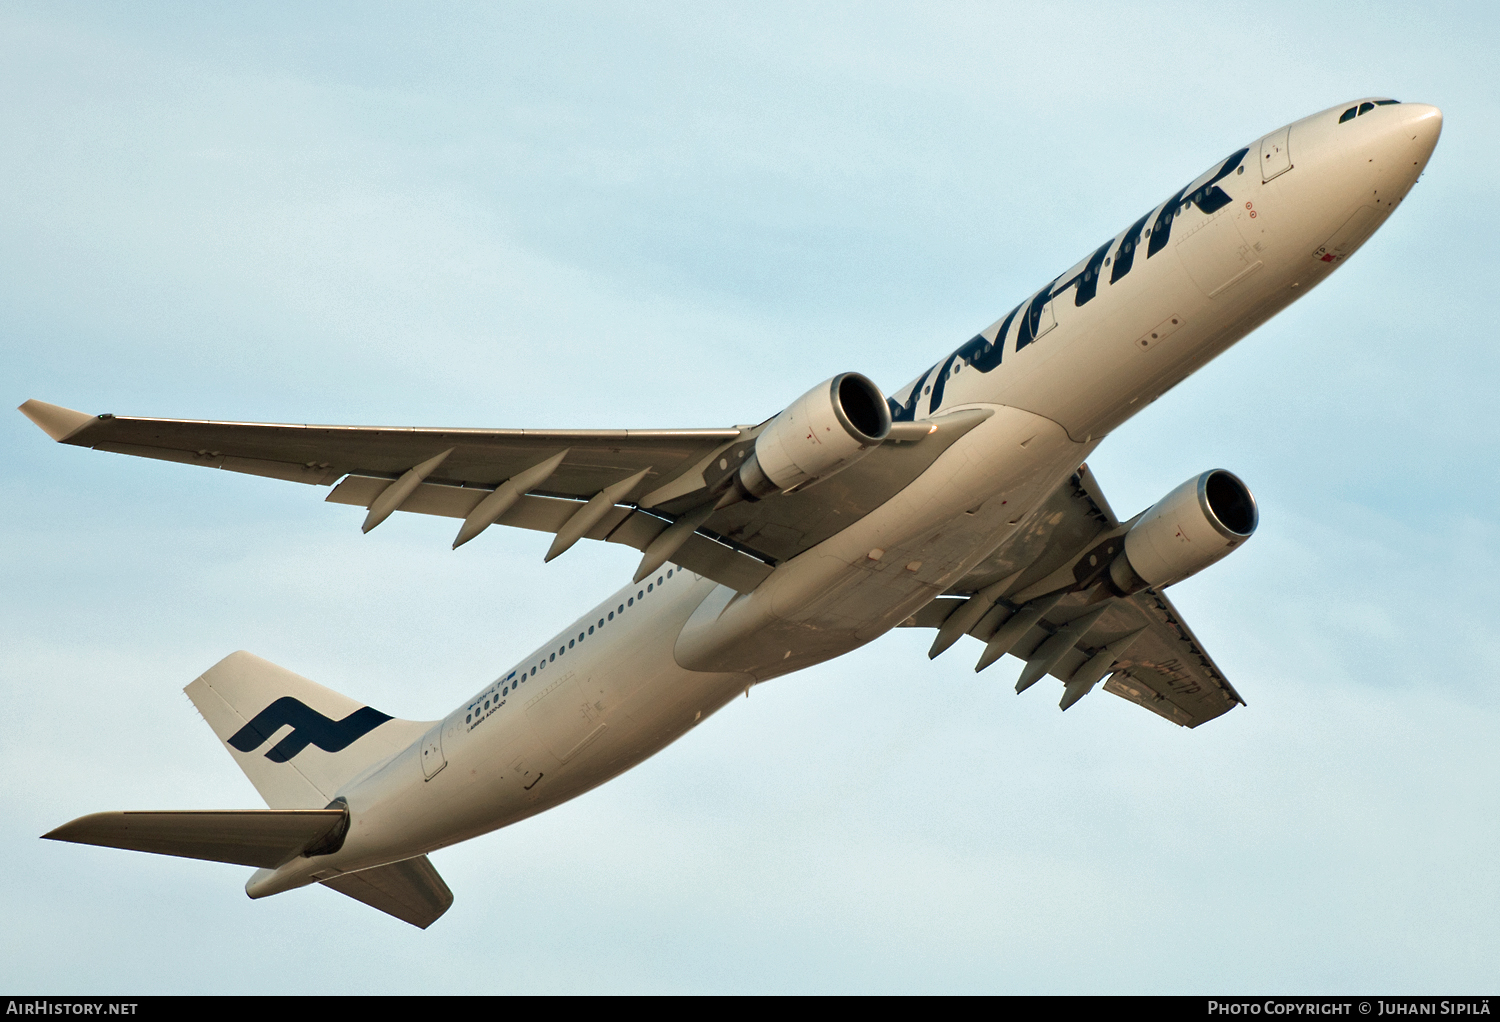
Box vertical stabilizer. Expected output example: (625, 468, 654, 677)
(186, 651, 432, 809)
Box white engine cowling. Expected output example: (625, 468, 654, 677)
(1109, 469, 1258, 591)
(735, 373, 891, 500)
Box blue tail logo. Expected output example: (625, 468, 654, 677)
(228, 697, 392, 762)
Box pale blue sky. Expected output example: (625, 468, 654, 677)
(3, 1, 1498, 993)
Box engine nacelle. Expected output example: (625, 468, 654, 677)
(733, 373, 891, 501)
(1109, 469, 1258, 592)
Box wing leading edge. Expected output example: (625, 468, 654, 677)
(19, 398, 775, 590)
(19, 399, 990, 594)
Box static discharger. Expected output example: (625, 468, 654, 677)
(362, 449, 453, 533)
(452, 449, 569, 549)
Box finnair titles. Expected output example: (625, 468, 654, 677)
(25, 98, 1441, 928)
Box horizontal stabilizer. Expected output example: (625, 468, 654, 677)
(322, 855, 453, 929)
(43, 809, 347, 868)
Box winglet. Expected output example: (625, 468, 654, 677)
(18, 400, 97, 442)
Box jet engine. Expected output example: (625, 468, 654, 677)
(728, 373, 892, 502)
(1108, 469, 1258, 593)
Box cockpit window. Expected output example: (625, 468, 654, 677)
(1342, 99, 1400, 124)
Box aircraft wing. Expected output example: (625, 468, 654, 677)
(24, 399, 1242, 722)
(905, 465, 1245, 727)
(19, 399, 989, 594)
(1093, 588, 1246, 727)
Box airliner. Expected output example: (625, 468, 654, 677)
(24, 98, 1442, 928)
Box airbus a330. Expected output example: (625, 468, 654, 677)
(25, 98, 1442, 927)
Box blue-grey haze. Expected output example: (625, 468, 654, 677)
(2, 0, 1496, 993)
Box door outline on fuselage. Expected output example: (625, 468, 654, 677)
(420, 723, 446, 780)
(510, 756, 543, 797)
(1260, 128, 1292, 182)
(525, 670, 603, 763)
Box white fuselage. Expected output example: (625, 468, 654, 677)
(250, 99, 1441, 898)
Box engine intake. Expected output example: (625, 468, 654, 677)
(1108, 469, 1258, 593)
(730, 373, 891, 503)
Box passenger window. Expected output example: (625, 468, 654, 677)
(569, 639, 574, 648)
(484, 700, 489, 709)
(637, 591, 644, 600)
(647, 584, 653, 593)
(530, 667, 536, 676)
(1358, 102, 1374, 116)
(657, 576, 664, 585)
(589, 625, 594, 635)
(627, 598, 633, 607)
(608, 611, 614, 620)
(1340, 106, 1357, 123)
(666, 570, 673, 579)
(549, 653, 554, 662)
(502, 687, 507, 696)
(466, 714, 472, 723)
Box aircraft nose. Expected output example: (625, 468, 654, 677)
(1403, 103, 1443, 165)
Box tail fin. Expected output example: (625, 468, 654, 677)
(187, 651, 431, 809)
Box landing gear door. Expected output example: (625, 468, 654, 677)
(1260, 128, 1291, 182)
(420, 723, 447, 780)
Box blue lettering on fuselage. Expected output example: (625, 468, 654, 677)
(1186, 147, 1249, 216)
(1147, 186, 1190, 258)
(1110, 213, 1152, 285)
(1071, 242, 1112, 306)
(924, 302, 1021, 411)
(916, 146, 1251, 413)
(887, 365, 934, 422)
(1015, 276, 1064, 352)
